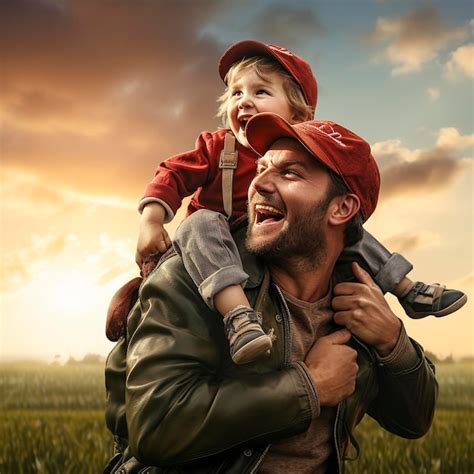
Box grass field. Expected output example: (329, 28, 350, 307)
(1, 360, 473, 473)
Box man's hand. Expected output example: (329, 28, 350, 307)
(305, 329, 358, 406)
(332, 262, 402, 356)
(136, 203, 172, 266)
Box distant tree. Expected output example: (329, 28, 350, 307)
(66, 356, 78, 365)
(424, 350, 440, 363)
(443, 354, 455, 364)
(81, 353, 105, 364)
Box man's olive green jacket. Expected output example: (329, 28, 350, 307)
(104, 226, 438, 473)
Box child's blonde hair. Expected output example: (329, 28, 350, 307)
(217, 56, 314, 126)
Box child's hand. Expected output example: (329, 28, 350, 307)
(136, 203, 172, 266)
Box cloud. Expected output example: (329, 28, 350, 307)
(427, 87, 440, 101)
(1, 233, 79, 292)
(380, 155, 465, 199)
(454, 273, 474, 289)
(0, 0, 226, 197)
(0, 230, 136, 293)
(445, 43, 474, 79)
(251, 5, 324, 46)
(373, 127, 472, 200)
(1, 168, 136, 216)
(96, 264, 131, 286)
(382, 231, 441, 254)
(367, 6, 468, 75)
(436, 127, 474, 151)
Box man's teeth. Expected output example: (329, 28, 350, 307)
(255, 204, 283, 215)
(255, 204, 284, 223)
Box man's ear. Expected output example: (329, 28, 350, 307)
(328, 193, 361, 226)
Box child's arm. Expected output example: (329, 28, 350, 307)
(136, 131, 224, 266)
(136, 202, 172, 266)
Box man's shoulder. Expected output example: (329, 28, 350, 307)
(145, 250, 194, 290)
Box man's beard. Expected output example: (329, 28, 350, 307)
(246, 196, 331, 273)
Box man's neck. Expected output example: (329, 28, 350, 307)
(268, 258, 335, 303)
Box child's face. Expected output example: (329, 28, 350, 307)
(227, 69, 294, 149)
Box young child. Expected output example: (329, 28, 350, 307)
(134, 40, 466, 364)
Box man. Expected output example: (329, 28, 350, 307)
(104, 113, 438, 473)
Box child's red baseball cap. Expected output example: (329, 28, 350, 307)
(246, 112, 380, 221)
(219, 40, 318, 111)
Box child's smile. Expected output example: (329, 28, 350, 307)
(226, 69, 294, 149)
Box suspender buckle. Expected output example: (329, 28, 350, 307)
(219, 150, 239, 169)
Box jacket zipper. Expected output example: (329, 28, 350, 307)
(248, 446, 271, 474)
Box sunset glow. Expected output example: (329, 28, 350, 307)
(1, 0, 472, 360)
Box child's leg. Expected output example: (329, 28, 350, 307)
(340, 229, 413, 294)
(173, 209, 272, 363)
(173, 209, 249, 311)
(340, 229, 467, 319)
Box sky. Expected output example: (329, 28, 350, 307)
(1, 0, 473, 361)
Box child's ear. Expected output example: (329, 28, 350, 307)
(328, 193, 360, 226)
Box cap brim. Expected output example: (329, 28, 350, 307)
(219, 40, 283, 82)
(245, 113, 339, 176)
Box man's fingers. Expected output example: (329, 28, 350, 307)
(331, 294, 357, 311)
(352, 262, 375, 286)
(326, 328, 352, 345)
(333, 282, 358, 296)
(333, 310, 352, 328)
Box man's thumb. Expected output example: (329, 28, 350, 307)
(352, 261, 375, 286)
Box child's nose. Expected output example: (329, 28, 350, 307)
(238, 93, 254, 109)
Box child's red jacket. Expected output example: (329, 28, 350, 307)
(141, 129, 258, 220)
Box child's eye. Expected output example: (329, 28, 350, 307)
(256, 89, 270, 95)
(231, 90, 242, 97)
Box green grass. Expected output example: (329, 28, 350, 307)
(345, 410, 473, 474)
(1, 360, 473, 473)
(435, 361, 473, 411)
(0, 410, 112, 474)
(1, 361, 105, 410)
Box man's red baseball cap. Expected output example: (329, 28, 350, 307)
(246, 113, 380, 221)
(218, 40, 318, 111)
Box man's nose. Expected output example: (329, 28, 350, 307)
(250, 168, 275, 195)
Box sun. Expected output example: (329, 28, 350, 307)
(47, 269, 97, 315)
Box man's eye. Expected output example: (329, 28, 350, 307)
(256, 165, 266, 175)
(283, 169, 299, 177)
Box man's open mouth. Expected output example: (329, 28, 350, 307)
(255, 204, 285, 224)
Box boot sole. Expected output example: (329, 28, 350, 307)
(232, 335, 273, 365)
